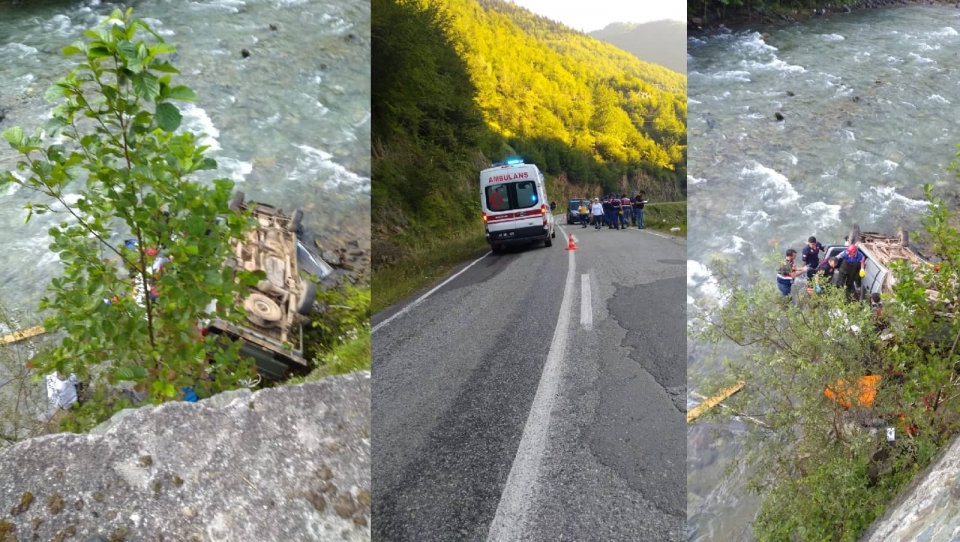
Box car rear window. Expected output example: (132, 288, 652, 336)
(485, 181, 539, 211)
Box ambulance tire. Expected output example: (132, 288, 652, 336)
(551, 228, 556, 238)
(491, 244, 501, 254)
(544, 236, 553, 247)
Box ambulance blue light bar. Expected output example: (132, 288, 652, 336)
(505, 158, 523, 165)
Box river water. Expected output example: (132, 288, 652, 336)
(0, 0, 370, 319)
(687, 5, 960, 540)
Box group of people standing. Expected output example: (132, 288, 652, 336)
(576, 192, 648, 230)
(778, 236, 869, 300)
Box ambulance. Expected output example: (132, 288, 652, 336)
(480, 160, 556, 253)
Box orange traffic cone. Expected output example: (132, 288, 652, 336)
(566, 233, 578, 251)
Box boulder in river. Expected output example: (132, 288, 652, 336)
(775, 112, 785, 121)
(0, 372, 371, 541)
(241, 48, 251, 58)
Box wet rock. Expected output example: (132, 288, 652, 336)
(786, 90, 795, 97)
(775, 112, 785, 121)
(321, 249, 342, 267)
(241, 49, 251, 59)
(0, 373, 370, 541)
(269, 23, 278, 31)
(853, 96, 861, 103)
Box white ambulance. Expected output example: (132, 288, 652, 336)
(480, 160, 556, 253)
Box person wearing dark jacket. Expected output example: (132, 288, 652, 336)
(633, 191, 647, 229)
(602, 196, 613, 229)
(802, 236, 824, 279)
(813, 257, 839, 292)
(610, 194, 622, 230)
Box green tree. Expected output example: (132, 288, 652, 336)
(1, 9, 256, 418)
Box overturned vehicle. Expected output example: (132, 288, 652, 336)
(822, 224, 933, 301)
(200, 193, 333, 381)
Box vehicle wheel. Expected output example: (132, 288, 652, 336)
(289, 209, 303, 233)
(296, 280, 317, 315)
(849, 224, 861, 245)
(551, 228, 556, 238)
(229, 191, 245, 212)
(244, 293, 282, 325)
(545, 236, 553, 247)
(491, 244, 501, 254)
(897, 227, 910, 247)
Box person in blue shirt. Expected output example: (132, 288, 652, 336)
(837, 244, 866, 299)
(801, 236, 824, 279)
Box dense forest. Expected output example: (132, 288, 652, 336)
(372, 0, 687, 227)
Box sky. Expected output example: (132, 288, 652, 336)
(509, 0, 685, 33)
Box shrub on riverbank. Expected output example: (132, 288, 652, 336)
(2, 10, 260, 429)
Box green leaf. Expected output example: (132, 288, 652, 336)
(132, 72, 160, 101)
(117, 40, 138, 61)
(44, 84, 65, 102)
(149, 43, 177, 55)
(184, 244, 199, 256)
(148, 60, 180, 74)
(62, 43, 86, 56)
(88, 46, 111, 59)
(166, 86, 198, 102)
(2, 126, 24, 147)
(155, 102, 181, 132)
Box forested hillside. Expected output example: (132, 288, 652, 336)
(371, 0, 687, 309)
(590, 20, 686, 74)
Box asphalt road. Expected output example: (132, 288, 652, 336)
(372, 219, 687, 541)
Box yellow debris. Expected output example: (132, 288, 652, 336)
(0, 325, 46, 346)
(687, 381, 746, 424)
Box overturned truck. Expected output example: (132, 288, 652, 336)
(202, 193, 332, 381)
(823, 224, 934, 300)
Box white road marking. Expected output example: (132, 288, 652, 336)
(580, 273, 592, 330)
(487, 247, 576, 541)
(371, 251, 490, 334)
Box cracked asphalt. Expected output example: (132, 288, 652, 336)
(372, 222, 687, 541)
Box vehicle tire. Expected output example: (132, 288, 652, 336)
(551, 228, 556, 238)
(545, 236, 553, 247)
(849, 224, 861, 245)
(289, 209, 303, 233)
(491, 244, 501, 254)
(244, 293, 282, 324)
(296, 280, 317, 315)
(897, 227, 910, 247)
(229, 191, 245, 212)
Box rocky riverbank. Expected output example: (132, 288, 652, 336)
(689, 0, 956, 31)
